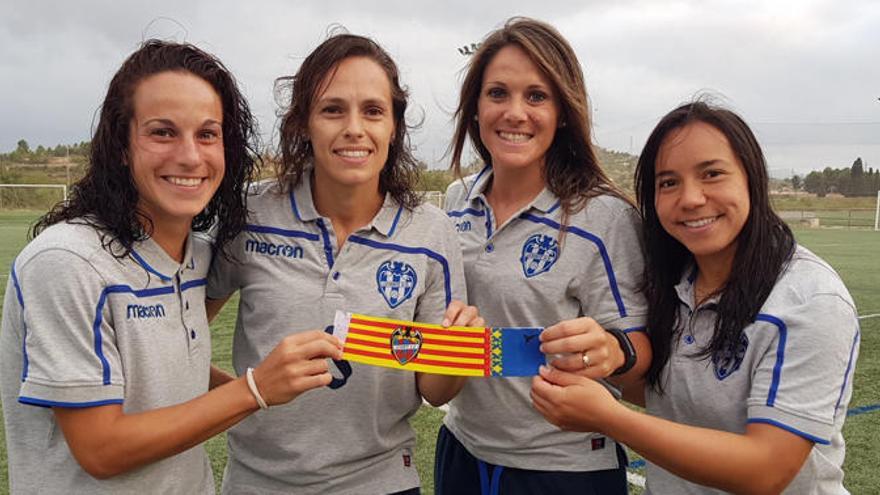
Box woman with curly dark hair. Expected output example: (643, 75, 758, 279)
(206, 33, 475, 494)
(533, 101, 859, 494)
(0, 40, 342, 494)
(437, 17, 650, 495)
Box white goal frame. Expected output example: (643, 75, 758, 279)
(874, 190, 879, 231)
(0, 183, 68, 208)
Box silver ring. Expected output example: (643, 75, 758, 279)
(582, 352, 591, 368)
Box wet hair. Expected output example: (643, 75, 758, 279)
(275, 33, 420, 209)
(449, 16, 626, 214)
(634, 100, 795, 392)
(32, 39, 260, 258)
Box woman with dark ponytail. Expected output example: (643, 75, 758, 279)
(533, 101, 860, 494)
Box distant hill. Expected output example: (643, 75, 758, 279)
(596, 147, 637, 195)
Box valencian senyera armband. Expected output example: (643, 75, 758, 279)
(332, 311, 544, 377)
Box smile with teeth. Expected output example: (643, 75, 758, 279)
(165, 176, 204, 187)
(682, 216, 720, 228)
(335, 149, 371, 158)
(498, 131, 532, 143)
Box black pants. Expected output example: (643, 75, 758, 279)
(434, 425, 629, 495)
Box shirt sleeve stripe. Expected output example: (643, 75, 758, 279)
(746, 417, 830, 445)
(835, 327, 860, 411)
(755, 313, 787, 407)
(19, 396, 124, 409)
(10, 259, 30, 381)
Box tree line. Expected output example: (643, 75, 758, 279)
(796, 158, 880, 197)
(0, 139, 90, 164)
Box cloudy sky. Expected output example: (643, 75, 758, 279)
(2, 0, 879, 176)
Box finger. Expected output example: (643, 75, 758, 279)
(290, 372, 335, 393)
(530, 374, 558, 402)
(292, 358, 331, 377)
(450, 305, 480, 327)
(287, 330, 343, 349)
(442, 300, 466, 327)
(286, 338, 345, 361)
(540, 317, 597, 342)
(540, 364, 588, 387)
(540, 333, 595, 355)
(547, 352, 588, 372)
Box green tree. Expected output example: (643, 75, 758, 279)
(790, 175, 801, 191)
(803, 171, 827, 196)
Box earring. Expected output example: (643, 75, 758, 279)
(558, 121, 567, 128)
(473, 114, 478, 122)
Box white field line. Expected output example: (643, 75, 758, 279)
(858, 313, 880, 320)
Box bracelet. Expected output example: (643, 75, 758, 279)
(606, 328, 637, 376)
(245, 367, 269, 410)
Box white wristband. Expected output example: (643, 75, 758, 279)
(245, 367, 269, 410)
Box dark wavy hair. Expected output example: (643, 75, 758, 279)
(275, 33, 420, 209)
(450, 17, 627, 214)
(32, 39, 260, 258)
(635, 101, 795, 392)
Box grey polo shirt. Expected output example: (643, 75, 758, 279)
(0, 221, 214, 494)
(443, 167, 648, 471)
(207, 172, 465, 495)
(644, 245, 859, 495)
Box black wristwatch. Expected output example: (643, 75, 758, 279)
(606, 328, 637, 376)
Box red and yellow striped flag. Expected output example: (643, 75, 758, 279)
(332, 311, 544, 377)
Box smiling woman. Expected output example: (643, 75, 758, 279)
(532, 101, 860, 494)
(438, 17, 650, 495)
(204, 33, 475, 494)
(128, 71, 226, 259)
(0, 40, 345, 494)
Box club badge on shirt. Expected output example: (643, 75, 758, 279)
(376, 260, 417, 308)
(520, 234, 559, 278)
(713, 333, 749, 380)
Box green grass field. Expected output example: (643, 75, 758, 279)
(0, 212, 877, 494)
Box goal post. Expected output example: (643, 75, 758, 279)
(875, 190, 879, 231)
(0, 184, 68, 211)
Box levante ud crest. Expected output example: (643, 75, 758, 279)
(377, 260, 417, 308)
(390, 326, 423, 364)
(713, 333, 749, 380)
(520, 234, 560, 278)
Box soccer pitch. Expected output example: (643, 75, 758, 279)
(0, 212, 877, 494)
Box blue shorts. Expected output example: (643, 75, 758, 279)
(434, 424, 628, 495)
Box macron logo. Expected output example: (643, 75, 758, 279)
(245, 238, 304, 259)
(127, 303, 166, 319)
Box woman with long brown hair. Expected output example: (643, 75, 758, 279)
(438, 17, 650, 494)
